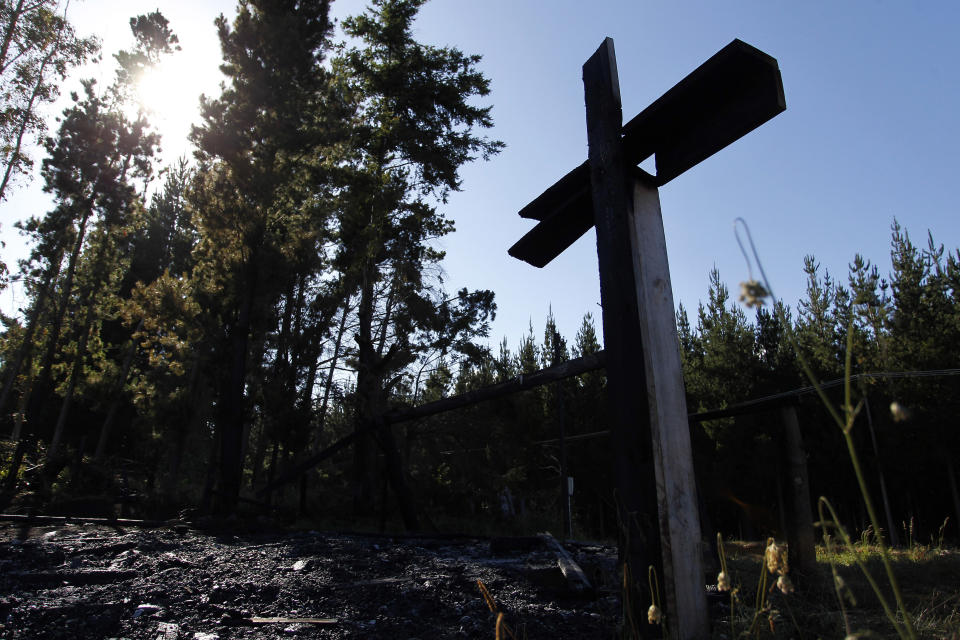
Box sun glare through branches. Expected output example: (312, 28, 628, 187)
(128, 52, 216, 163)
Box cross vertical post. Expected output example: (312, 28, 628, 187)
(510, 35, 785, 638)
(583, 38, 709, 638)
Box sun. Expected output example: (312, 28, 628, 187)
(129, 53, 215, 161)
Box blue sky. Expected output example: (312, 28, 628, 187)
(2, 0, 958, 352)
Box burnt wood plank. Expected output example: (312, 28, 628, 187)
(629, 176, 709, 638)
(582, 38, 661, 638)
(248, 617, 338, 625)
(511, 39, 785, 269)
(518, 161, 590, 221)
(508, 190, 594, 267)
(0, 513, 167, 527)
(622, 38, 785, 182)
(585, 39, 709, 639)
(12, 569, 139, 585)
(538, 532, 593, 594)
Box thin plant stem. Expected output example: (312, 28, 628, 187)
(717, 533, 736, 640)
(780, 591, 805, 640)
(749, 551, 769, 637)
(735, 218, 918, 640)
(820, 497, 907, 637)
(818, 503, 854, 638)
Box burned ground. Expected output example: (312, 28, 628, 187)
(0, 521, 622, 639)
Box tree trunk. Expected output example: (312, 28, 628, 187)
(48, 300, 95, 456)
(217, 278, 253, 515)
(0, 0, 27, 74)
(248, 423, 269, 491)
(0, 257, 59, 418)
(240, 331, 268, 477)
(277, 281, 295, 371)
(864, 398, 898, 546)
(199, 427, 219, 514)
(1, 437, 31, 506)
(948, 461, 960, 541)
(30, 206, 93, 429)
(265, 439, 280, 506)
(94, 318, 143, 460)
(164, 357, 206, 502)
(316, 299, 350, 427)
(353, 272, 378, 516)
(215, 229, 266, 515)
(373, 418, 420, 530)
(375, 280, 396, 358)
(10, 352, 32, 442)
(354, 270, 419, 530)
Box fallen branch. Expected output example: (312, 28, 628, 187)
(538, 532, 593, 594)
(248, 617, 338, 625)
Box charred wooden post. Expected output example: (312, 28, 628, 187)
(582, 39, 706, 637)
(509, 37, 785, 639)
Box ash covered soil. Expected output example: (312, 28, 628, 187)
(0, 521, 622, 639)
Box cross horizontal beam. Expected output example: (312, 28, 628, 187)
(509, 38, 785, 268)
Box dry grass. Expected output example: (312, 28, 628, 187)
(713, 541, 960, 639)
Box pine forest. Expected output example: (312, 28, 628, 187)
(1, 0, 959, 552)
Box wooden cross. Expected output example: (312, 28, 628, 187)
(510, 38, 785, 639)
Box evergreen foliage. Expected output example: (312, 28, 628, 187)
(0, 0, 98, 201)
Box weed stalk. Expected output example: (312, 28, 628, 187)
(735, 217, 918, 640)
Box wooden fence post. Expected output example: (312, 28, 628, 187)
(780, 404, 816, 577)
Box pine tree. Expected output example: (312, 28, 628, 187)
(693, 268, 757, 410)
(37, 13, 175, 457)
(847, 253, 890, 372)
(0, 0, 98, 200)
(332, 0, 501, 525)
(885, 223, 960, 532)
(188, 0, 339, 513)
(794, 255, 843, 381)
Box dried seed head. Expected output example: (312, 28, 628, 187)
(890, 401, 910, 422)
(717, 571, 731, 592)
(647, 604, 662, 625)
(764, 539, 785, 575)
(776, 574, 795, 595)
(739, 280, 769, 308)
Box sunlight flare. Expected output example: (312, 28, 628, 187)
(128, 53, 212, 160)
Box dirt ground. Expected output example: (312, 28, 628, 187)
(0, 520, 625, 639)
